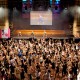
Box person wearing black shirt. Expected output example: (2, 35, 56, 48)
(24, 63, 27, 73)
(51, 62, 55, 69)
(72, 62, 78, 79)
(36, 63, 40, 71)
(62, 63, 67, 75)
(9, 74, 16, 80)
(20, 69, 25, 80)
(10, 64, 15, 75)
(1, 67, 5, 78)
(29, 58, 32, 66)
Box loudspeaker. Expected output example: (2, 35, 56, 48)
(25, 6, 27, 10)
(55, 6, 58, 10)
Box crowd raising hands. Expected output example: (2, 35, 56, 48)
(0, 38, 80, 80)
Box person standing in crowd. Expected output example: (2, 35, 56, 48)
(20, 68, 25, 80)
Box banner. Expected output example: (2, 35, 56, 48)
(0, 28, 10, 38)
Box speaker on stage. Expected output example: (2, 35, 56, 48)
(32, 0, 50, 10)
(16, 0, 22, 12)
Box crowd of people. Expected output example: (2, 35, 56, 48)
(0, 38, 80, 80)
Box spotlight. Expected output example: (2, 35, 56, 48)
(77, 7, 80, 14)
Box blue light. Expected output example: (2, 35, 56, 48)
(22, 0, 27, 1)
(56, 0, 60, 1)
(30, 0, 32, 4)
(55, 1, 60, 5)
(50, 0, 52, 5)
(57, 1, 59, 4)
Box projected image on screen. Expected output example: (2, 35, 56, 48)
(30, 11, 52, 25)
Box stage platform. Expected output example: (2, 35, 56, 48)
(13, 30, 66, 38)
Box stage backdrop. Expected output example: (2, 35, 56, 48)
(30, 11, 52, 25)
(0, 28, 10, 38)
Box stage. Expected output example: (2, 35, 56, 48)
(12, 9, 73, 37)
(13, 30, 67, 38)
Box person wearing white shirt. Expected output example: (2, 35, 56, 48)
(77, 70, 80, 80)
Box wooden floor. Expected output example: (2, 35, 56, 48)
(13, 30, 66, 37)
